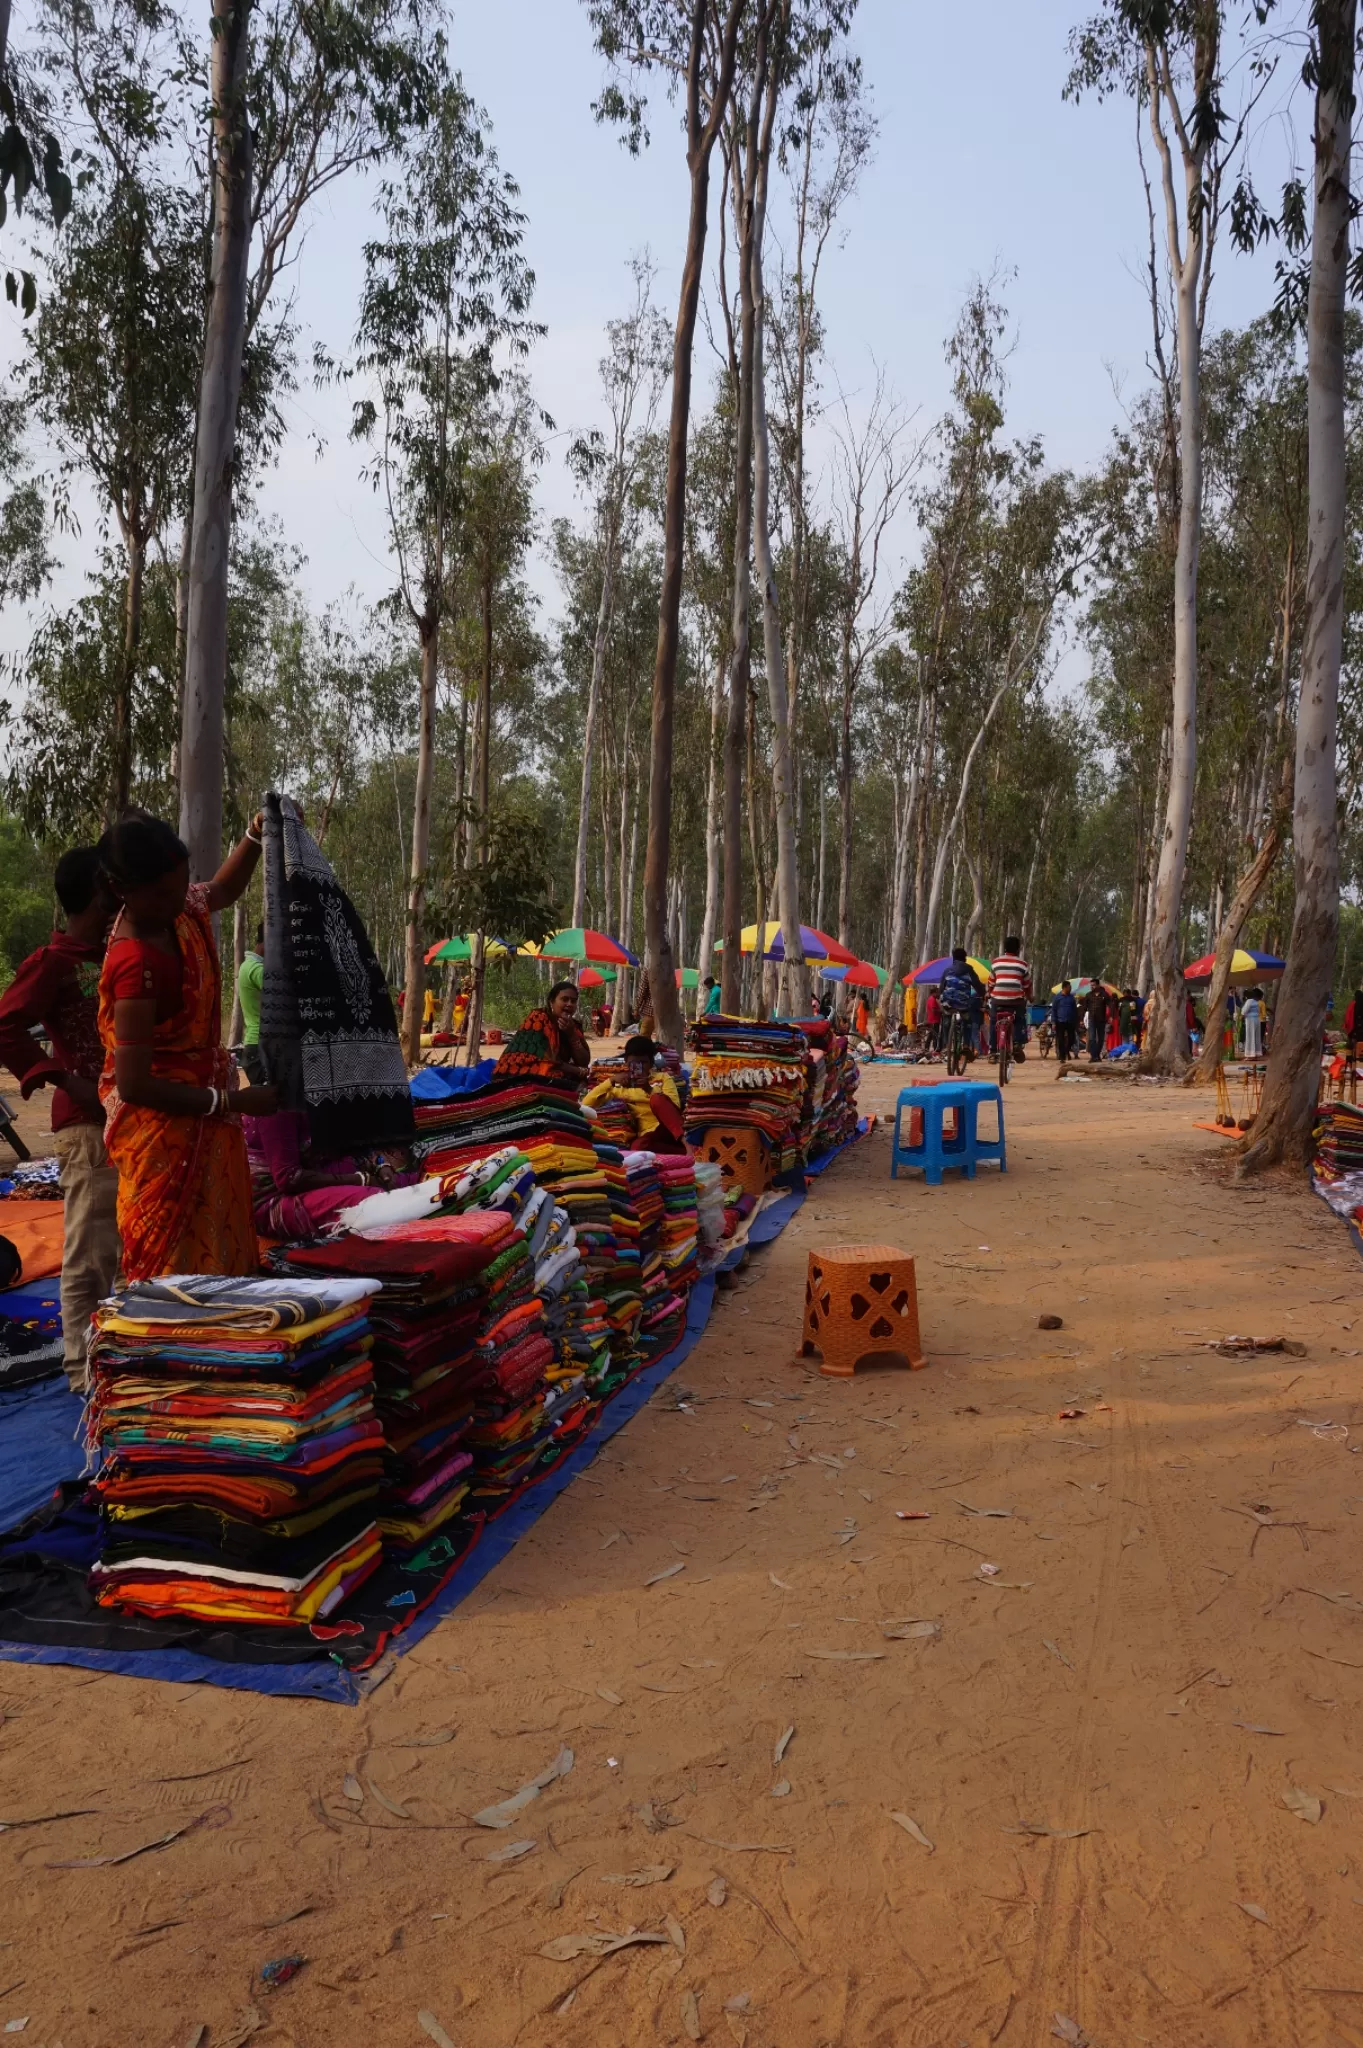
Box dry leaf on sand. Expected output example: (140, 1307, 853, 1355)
(881, 1620, 940, 1642)
(771, 1780, 791, 1798)
(1239, 1902, 1270, 1924)
(600, 1865, 673, 1887)
(773, 1725, 795, 1765)
(1052, 2018, 1088, 2046)
(597, 1687, 623, 1706)
(665, 1914, 686, 1955)
(1283, 1786, 1323, 1823)
(366, 1780, 410, 1819)
(888, 1811, 934, 1852)
(342, 1775, 363, 1802)
(645, 1562, 686, 1586)
(769, 1573, 791, 1590)
(706, 1875, 727, 1906)
(681, 1988, 703, 2041)
(418, 2013, 457, 2048)
(473, 1747, 573, 1829)
(486, 1839, 536, 1863)
(807, 1649, 884, 1662)
(539, 1929, 670, 1961)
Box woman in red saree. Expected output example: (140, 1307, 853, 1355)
(97, 812, 279, 1280)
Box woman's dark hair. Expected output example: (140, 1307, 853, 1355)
(53, 845, 103, 916)
(547, 980, 578, 1005)
(97, 812, 189, 891)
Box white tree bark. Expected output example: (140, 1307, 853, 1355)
(572, 524, 618, 928)
(178, 0, 253, 879)
(400, 624, 438, 1066)
(876, 692, 924, 1033)
(1241, 0, 1355, 1169)
(749, 31, 808, 1018)
(696, 643, 725, 1015)
(1140, 30, 1217, 1070)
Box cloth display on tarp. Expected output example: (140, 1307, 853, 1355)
(796, 1015, 860, 1159)
(87, 1273, 385, 1624)
(258, 791, 414, 1158)
(685, 1017, 810, 1172)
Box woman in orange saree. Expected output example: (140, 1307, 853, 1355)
(97, 813, 279, 1281)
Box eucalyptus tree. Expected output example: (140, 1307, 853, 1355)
(585, 0, 749, 1049)
(1067, 1, 1250, 1069)
(177, 0, 442, 885)
(350, 77, 539, 1064)
(569, 255, 670, 928)
(0, 395, 51, 606)
(29, 176, 202, 815)
(1243, 0, 1358, 1168)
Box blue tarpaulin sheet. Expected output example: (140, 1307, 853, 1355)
(0, 1121, 876, 1701)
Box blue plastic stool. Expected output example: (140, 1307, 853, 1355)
(956, 1080, 1007, 1173)
(891, 1084, 973, 1185)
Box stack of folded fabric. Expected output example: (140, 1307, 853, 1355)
(797, 1015, 860, 1158)
(621, 1151, 684, 1360)
(413, 1071, 598, 1188)
(685, 1018, 811, 1173)
(594, 1143, 642, 1388)
(1315, 1101, 1363, 1181)
(89, 1275, 385, 1624)
(280, 1219, 511, 1559)
(694, 1159, 727, 1266)
(656, 1153, 700, 1290)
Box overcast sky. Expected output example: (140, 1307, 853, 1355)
(1, 0, 1306, 668)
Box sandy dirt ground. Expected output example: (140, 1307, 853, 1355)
(4, 1058, 1363, 2048)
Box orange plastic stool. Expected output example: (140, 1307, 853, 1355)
(800, 1243, 926, 1378)
(696, 1125, 771, 1197)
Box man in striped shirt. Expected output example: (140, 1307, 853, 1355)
(988, 937, 1032, 1062)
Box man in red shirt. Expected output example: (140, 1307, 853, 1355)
(0, 847, 119, 1391)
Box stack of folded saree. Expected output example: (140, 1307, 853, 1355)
(797, 1016, 859, 1158)
(413, 1071, 598, 1185)
(625, 1151, 687, 1360)
(694, 1158, 727, 1264)
(684, 1018, 810, 1169)
(89, 1274, 384, 1624)
(592, 1143, 642, 1387)
(281, 1222, 511, 1558)
(656, 1153, 700, 1288)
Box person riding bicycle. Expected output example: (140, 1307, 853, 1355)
(940, 948, 986, 1060)
(988, 936, 1032, 1063)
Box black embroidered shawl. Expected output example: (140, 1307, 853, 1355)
(258, 792, 414, 1158)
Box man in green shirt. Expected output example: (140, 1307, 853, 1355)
(702, 975, 722, 1017)
(237, 922, 265, 1081)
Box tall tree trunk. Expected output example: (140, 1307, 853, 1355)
(922, 673, 1014, 957)
(1136, 724, 1169, 994)
(113, 526, 145, 818)
(963, 846, 985, 958)
(815, 770, 826, 931)
(178, 0, 253, 882)
(642, 2, 743, 1053)
(1241, 0, 1355, 1170)
(722, 126, 757, 1018)
(463, 568, 495, 1066)
(401, 619, 438, 1066)
(1140, 32, 1211, 1071)
(1187, 809, 1285, 1086)
(697, 641, 725, 1013)
(572, 507, 619, 927)
(1020, 788, 1053, 952)
(836, 621, 854, 947)
(749, 33, 807, 1016)
(877, 695, 925, 1034)
(747, 688, 767, 1019)
(614, 755, 640, 1032)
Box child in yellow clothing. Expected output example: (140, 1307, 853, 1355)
(584, 1035, 686, 1153)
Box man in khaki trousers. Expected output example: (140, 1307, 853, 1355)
(0, 848, 119, 1393)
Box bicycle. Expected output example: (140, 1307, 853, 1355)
(993, 1003, 1023, 1085)
(945, 1008, 970, 1077)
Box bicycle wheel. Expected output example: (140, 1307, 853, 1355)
(997, 1019, 1011, 1086)
(947, 1019, 965, 1077)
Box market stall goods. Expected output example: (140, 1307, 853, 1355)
(89, 1275, 385, 1623)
